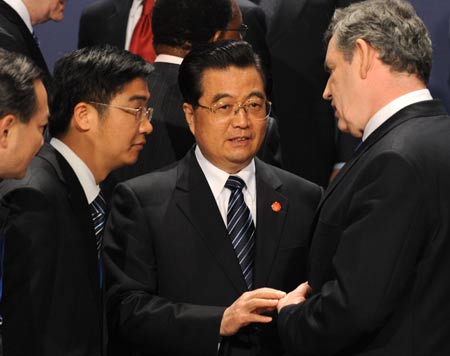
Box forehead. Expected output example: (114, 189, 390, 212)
(110, 77, 150, 102)
(199, 66, 265, 99)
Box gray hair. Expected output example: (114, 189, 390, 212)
(325, 0, 432, 84)
(0, 48, 44, 123)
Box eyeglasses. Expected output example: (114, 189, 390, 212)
(197, 98, 271, 122)
(222, 23, 248, 38)
(89, 102, 153, 123)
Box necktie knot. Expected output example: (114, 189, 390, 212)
(225, 176, 246, 193)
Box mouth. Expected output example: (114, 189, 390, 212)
(132, 141, 146, 149)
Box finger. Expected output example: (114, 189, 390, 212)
(245, 288, 286, 300)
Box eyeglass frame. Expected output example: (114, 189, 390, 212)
(88, 101, 153, 123)
(221, 23, 248, 38)
(196, 99, 272, 121)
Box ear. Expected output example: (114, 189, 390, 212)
(355, 38, 375, 80)
(72, 102, 94, 132)
(0, 115, 17, 149)
(210, 30, 222, 42)
(183, 103, 196, 135)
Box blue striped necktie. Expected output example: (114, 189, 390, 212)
(225, 176, 255, 290)
(90, 191, 106, 260)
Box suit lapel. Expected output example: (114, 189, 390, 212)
(40, 145, 100, 299)
(253, 159, 288, 288)
(175, 150, 248, 293)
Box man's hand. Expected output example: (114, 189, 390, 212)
(277, 282, 311, 313)
(220, 288, 286, 336)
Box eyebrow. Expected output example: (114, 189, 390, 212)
(127, 95, 149, 103)
(210, 91, 266, 103)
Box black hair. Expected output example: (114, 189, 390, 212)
(152, 0, 232, 50)
(0, 48, 44, 123)
(179, 40, 267, 106)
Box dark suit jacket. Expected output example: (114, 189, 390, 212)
(0, 0, 49, 76)
(78, 0, 133, 49)
(0, 144, 102, 356)
(257, 0, 362, 187)
(102, 61, 283, 201)
(278, 100, 450, 355)
(104, 149, 321, 356)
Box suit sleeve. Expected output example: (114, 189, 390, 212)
(1, 188, 58, 355)
(278, 152, 430, 355)
(103, 182, 226, 356)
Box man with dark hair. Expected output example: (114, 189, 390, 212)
(0, 0, 67, 77)
(277, 1, 450, 355)
(104, 40, 321, 356)
(0, 45, 153, 356)
(104, 0, 281, 200)
(0, 48, 47, 179)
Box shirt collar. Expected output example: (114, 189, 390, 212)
(154, 54, 184, 65)
(363, 89, 433, 141)
(194, 146, 256, 201)
(4, 0, 33, 32)
(50, 138, 100, 204)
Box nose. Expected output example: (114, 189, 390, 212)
(323, 79, 332, 101)
(231, 105, 250, 128)
(140, 119, 153, 135)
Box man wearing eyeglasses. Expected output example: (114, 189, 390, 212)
(104, 40, 321, 356)
(0, 45, 153, 356)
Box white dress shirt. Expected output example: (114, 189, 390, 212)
(125, 0, 143, 50)
(50, 138, 100, 204)
(195, 146, 257, 226)
(363, 89, 433, 141)
(154, 54, 183, 65)
(4, 0, 32, 32)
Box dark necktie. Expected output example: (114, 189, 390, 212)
(225, 176, 255, 290)
(129, 0, 156, 62)
(90, 191, 106, 260)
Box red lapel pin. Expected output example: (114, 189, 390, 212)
(271, 201, 282, 212)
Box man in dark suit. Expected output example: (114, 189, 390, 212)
(0, 0, 67, 77)
(0, 49, 47, 179)
(103, 0, 282, 200)
(0, 45, 153, 356)
(277, 1, 450, 355)
(104, 40, 321, 356)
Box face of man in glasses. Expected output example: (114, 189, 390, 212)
(220, 0, 244, 40)
(183, 65, 267, 174)
(94, 77, 152, 172)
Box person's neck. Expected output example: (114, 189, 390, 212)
(58, 135, 108, 185)
(154, 44, 190, 58)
